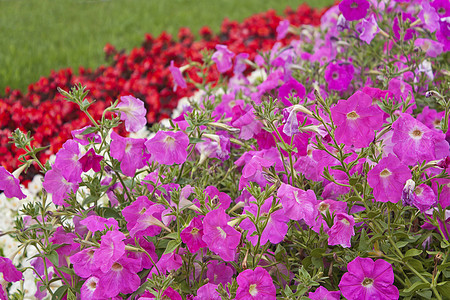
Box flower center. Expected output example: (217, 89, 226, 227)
(191, 227, 199, 236)
(87, 249, 95, 258)
(415, 187, 423, 196)
(346, 111, 360, 120)
(341, 218, 350, 225)
(409, 128, 424, 139)
(332, 72, 339, 79)
(88, 279, 97, 290)
(433, 119, 441, 127)
(164, 136, 176, 148)
(362, 277, 374, 287)
(139, 207, 147, 214)
(438, 7, 446, 15)
(249, 283, 258, 296)
(124, 142, 132, 153)
(217, 226, 227, 239)
(318, 202, 330, 212)
(111, 262, 123, 271)
(350, 2, 358, 9)
(380, 168, 391, 178)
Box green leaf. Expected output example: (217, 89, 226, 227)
(81, 126, 98, 135)
(437, 281, 450, 295)
(164, 240, 181, 254)
(189, 137, 205, 144)
(401, 281, 429, 295)
(67, 289, 76, 300)
(46, 250, 59, 267)
(310, 248, 325, 258)
(52, 285, 68, 300)
(58, 266, 75, 276)
(358, 229, 370, 252)
(405, 249, 422, 257)
(406, 258, 425, 272)
(395, 241, 409, 248)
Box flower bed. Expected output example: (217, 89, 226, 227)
(0, 4, 326, 180)
(1, 0, 450, 299)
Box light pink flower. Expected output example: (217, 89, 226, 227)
(145, 131, 189, 165)
(328, 213, 355, 248)
(116, 95, 147, 132)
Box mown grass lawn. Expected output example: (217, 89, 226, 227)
(0, 0, 333, 93)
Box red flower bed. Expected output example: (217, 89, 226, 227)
(0, 4, 326, 178)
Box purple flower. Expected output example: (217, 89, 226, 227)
(358, 15, 379, 44)
(339, 0, 371, 21)
(240, 196, 289, 246)
(276, 20, 290, 40)
(309, 286, 340, 300)
(393, 13, 416, 41)
(72, 125, 101, 145)
(180, 216, 207, 253)
(145, 131, 189, 165)
(129, 204, 166, 238)
(54, 139, 82, 183)
(79, 148, 103, 172)
(328, 213, 355, 248)
(339, 257, 399, 300)
(278, 77, 306, 106)
(43, 166, 79, 206)
(234, 53, 249, 74)
(414, 39, 444, 57)
(324, 62, 354, 92)
(110, 131, 146, 177)
(212, 45, 235, 73)
(92, 230, 126, 273)
(207, 260, 234, 285)
(202, 208, 241, 261)
(0, 166, 26, 199)
(406, 183, 437, 212)
(169, 60, 187, 91)
(116, 95, 147, 132)
(418, 0, 440, 33)
(235, 267, 276, 300)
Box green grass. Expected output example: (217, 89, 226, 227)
(0, 0, 333, 93)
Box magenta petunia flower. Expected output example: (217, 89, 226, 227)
(328, 213, 355, 248)
(145, 131, 189, 165)
(278, 77, 306, 106)
(231, 105, 262, 140)
(169, 60, 188, 91)
(393, 13, 416, 41)
(339, 0, 370, 21)
(96, 257, 141, 298)
(202, 208, 241, 261)
(116, 95, 147, 132)
(312, 199, 348, 233)
(309, 286, 340, 300)
(392, 114, 450, 166)
(80, 276, 104, 300)
(358, 15, 379, 44)
(339, 257, 399, 300)
(234, 53, 249, 74)
(331, 91, 384, 148)
(110, 131, 146, 177)
(92, 230, 126, 273)
(43, 166, 79, 206)
(203, 185, 232, 210)
(151, 250, 183, 275)
(235, 267, 276, 300)
(367, 154, 411, 203)
(128, 203, 166, 238)
(207, 260, 234, 286)
(212, 44, 235, 73)
(414, 39, 444, 57)
(122, 196, 154, 231)
(431, 0, 450, 18)
(324, 62, 354, 92)
(418, 0, 440, 33)
(404, 183, 437, 212)
(180, 216, 207, 253)
(240, 196, 289, 246)
(54, 139, 83, 183)
(70, 247, 98, 278)
(80, 215, 118, 232)
(78, 148, 103, 172)
(276, 20, 290, 40)
(195, 283, 221, 300)
(277, 183, 318, 227)
(71, 125, 101, 145)
(0, 256, 23, 282)
(0, 166, 26, 199)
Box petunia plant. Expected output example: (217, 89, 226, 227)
(0, 0, 449, 299)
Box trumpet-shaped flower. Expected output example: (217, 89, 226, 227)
(212, 45, 235, 73)
(79, 148, 103, 172)
(235, 267, 276, 300)
(331, 91, 384, 148)
(339, 257, 399, 300)
(169, 60, 187, 91)
(54, 139, 82, 182)
(145, 131, 189, 165)
(116, 95, 147, 132)
(277, 183, 318, 227)
(43, 166, 79, 206)
(180, 216, 207, 253)
(92, 230, 126, 273)
(328, 213, 355, 248)
(0, 166, 26, 199)
(110, 132, 146, 177)
(309, 286, 340, 300)
(339, 0, 370, 21)
(324, 62, 354, 92)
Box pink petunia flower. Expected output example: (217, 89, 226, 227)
(92, 230, 126, 273)
(338, 257, 399, 300)
(240, 196, 289, 246)
(80, 276, 105, 300)
(431, 0, 450, 18)
(330, 91, 384, 148)
(71, 125, 101, 145)
(358, 15, 379, 44)
(418, 0, 440, 33)
(278, 77, 306, 107)
(96, 257, 141, 298)
(367, 154, 411, 203)
(414, 39, 444, 58)
(195, 283, 221, 300)
(70, 247, 98, 278)
(110, 131, 146, 177)
(339, 0, 370, 21)
(202, 208, 241, 261)
(145, 131, 189, 165)
(128, 203, 167, 238)
(43, 166, 79, 206)
(276, 20, 290, 40)
(180, 216, 207, 253)
(392, 114, 450, 166)
(207, 260, 234, 286)
(328, 213, 355, 248)
(0, 166, 26, 199)
(404, 183, 437, 212)
(79, 148, 103, 172)
(212, 45, 235, 73)
(169, 60, 187, 91)
(235, 267, 276, 300)
(80, 215, 118, 232)
(54, 139, 82, 183)
(116, 95, 147, 132)
(309, 286, 340, 300)
(277, 183, 318, 227)
(324, 62, 354, 92)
